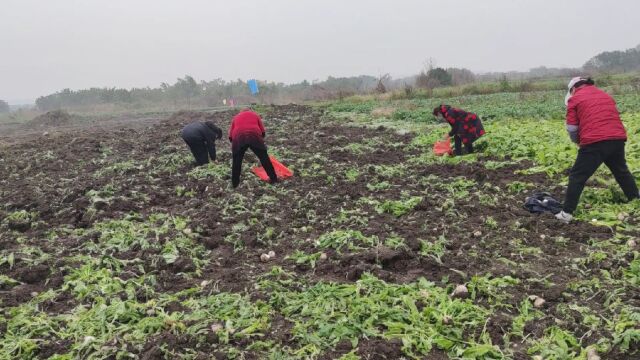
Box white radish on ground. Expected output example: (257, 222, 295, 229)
(586, 348, 600, 360)
(452, 284, 469, 298)
(528, 295, 546, 308)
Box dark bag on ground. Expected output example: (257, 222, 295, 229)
(523, 192, 563, 214)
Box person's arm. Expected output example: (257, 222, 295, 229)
(228, 119, 235, 142)
(203, 128, 217, 161)
(448, 121, 459, 137)
(566, 100, 579, 144)
(258, 116, 266, 138)
(443, 109, 459, 137)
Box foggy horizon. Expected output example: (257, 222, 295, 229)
(2, 0, 639, 104)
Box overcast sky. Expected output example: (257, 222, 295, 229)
(1, 0, 639, 104)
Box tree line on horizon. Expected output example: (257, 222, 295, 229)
(24, 43, 640, 112)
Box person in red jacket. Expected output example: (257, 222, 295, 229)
(433, 105, 485, 155)
(556, 77, 639, 223)
(229, 109, 278, 188)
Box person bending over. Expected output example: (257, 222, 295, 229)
(229, 109, 278, 188)
(181, 121, 222, 166)
(433, 105, 485, 156)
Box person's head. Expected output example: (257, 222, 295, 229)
(565, 77, 595, 105)
(204, 121, 222, 140)
(568, 77, 594, 95)
(433, 105, 447, 122)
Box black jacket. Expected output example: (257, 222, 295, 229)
(181, 122, 220, 160)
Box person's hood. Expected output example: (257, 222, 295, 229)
(565, 77, 587, 106)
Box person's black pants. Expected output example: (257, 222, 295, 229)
(564, 140, 639, 213)
(183, 136, 209, 166)
(454, 136, 473, 156)
(232, 141, 277, 188)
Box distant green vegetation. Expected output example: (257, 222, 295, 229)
(327, 88, 640, 123)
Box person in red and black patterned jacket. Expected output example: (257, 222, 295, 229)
(433, 105, 485, 156)
(555, 77, 639, 223)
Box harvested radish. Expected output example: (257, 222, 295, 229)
(586, 348, 600, 360)
(210, 323, 223, 332)
(83, 336, 96, 346)
(268, 250, 276, 258)
(529, 295, 546, 308)
(452, 284, 469, 298)
(319, 252, 328, 260)
(260, 254, 270, 262)
(627, 239, 637, 248)
(473, 231, 482, 238)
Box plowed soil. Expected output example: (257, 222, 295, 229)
(0, 105, 637, 359)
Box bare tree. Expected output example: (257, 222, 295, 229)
(376, 73, 391, 93)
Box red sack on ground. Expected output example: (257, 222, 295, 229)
(433, 137, 453, 156)
(252, 156, 293, 181)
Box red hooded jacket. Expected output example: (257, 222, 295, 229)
(566, 85, 627, 147)
(229, 110, 266, 142)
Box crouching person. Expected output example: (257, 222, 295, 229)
(181, 121, 223, 166)
(229, 109, 278, 188)
(433, 105, 485, 156)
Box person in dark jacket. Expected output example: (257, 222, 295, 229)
(181, 121, 222, 166)
(433, 105, 485, 155)
(556, 77, 639, 223)
(229, 109, 278, 188)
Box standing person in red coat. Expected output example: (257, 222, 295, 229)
(433, 105, 485, 156)
(556, 77, 639, 223)
(229, 109, 278, 188)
